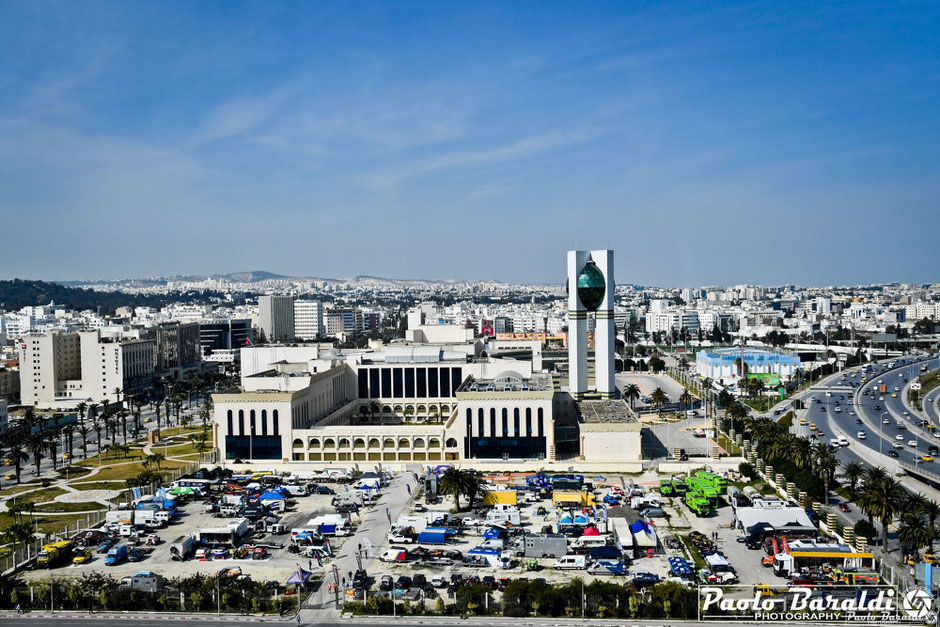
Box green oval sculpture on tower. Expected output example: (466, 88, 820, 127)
(577, 261, 606, 311)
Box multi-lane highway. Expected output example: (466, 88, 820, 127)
(789, 355, 940, 474)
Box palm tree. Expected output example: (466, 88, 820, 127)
(862, 477, 907, 553)
(678, 388, 693, 414)
(623, 384, 641, 410)
(403, 406, 414, 423)
(27, 433, 44, 476)
(145, 453, 166, 470)
(63, 424, 75, 460)
(45, 430, 60, 470)
(118, 409, 129, 444)
(906, 492, 930, 517)
(6, 442, 28, 483)
(77, 424, 90, 459)
(842, 461, 864, 498)
(106, 416, 118, 446)
(113, 387, 123, 411)
(154, 402, 162, 430)
(368, 401, 380, 424)
(91, 416, 103, 454)
(4, 520, 35, 557)
(816, 449, 839, 505)
(439, 467, 470, 511)
(922, 501, 940, 552)
(463, 472, 486, 509)
(650, 387, 668, 419)
(898, 513, 932, 557)
(75, 401, 87, 424)
(789, 437, 813, 470)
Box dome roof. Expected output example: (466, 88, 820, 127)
(577, 261, 606, 310)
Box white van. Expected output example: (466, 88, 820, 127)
(857, 431, 866, 440)
(838, 437, 849, 447)
(553, 555, 586, 570)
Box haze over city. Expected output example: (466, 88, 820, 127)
(1, 1, 938, 285)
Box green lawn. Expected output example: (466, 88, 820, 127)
(680, 534, 708, 570)
(0, 481, 47, 497)
(6, 487, 68, 505)
(32, 501, 107, 513)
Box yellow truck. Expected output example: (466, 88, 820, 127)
(37, 540, 73, 568)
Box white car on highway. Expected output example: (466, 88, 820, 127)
(896, 434, 905, 441)
(908, 440, 917, 447)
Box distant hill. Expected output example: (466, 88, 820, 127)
(222, 271, 292, 283)
(0, 279, 221, 315)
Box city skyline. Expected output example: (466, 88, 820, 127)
(1, 2, 939, 285)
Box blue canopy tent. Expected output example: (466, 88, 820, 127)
(668, 556, 693, 577)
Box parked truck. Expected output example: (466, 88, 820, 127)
(37, 540, 73, 568)
(169, 536, 196, 561)
(513, 533, 568, 559)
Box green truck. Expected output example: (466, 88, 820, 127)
(687, 477, 719, 505)
(684, 492, 713, 517)
(671, 479, 688, 495)
(659, 479, 675, 497)
(694, 471, 728, 495)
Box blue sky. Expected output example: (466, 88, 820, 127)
(0, 1, 938, 286)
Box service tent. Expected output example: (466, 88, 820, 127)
(705, 552, 730, 569)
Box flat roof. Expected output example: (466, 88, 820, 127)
(578, 399, 634, 423)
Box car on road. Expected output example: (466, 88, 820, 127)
(892, 393, 898, 398)
(858, 431, 866, 439)
(908, 440, 918, 447)
(817, 430, 824, 436)
(4, 473, 14, 481)
(838, 503, 851, 512)
(820, 407, 827, 413)
(314, 485, 335, 495)
(856, 418, 863, 424)
(128, 547, 147, 562)
(97, 539, 115, 554)
(810, 423, 816, 430)
(631, 572, 661, 588)
(922, 456, 934, 463)
(888, 450, 899, 458)
(896, 434, 905, 441)
(884, 417, 891, 424)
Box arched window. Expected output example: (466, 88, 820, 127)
(398, 438, 410, 448)
(292, 438, 303, 448)
(272, 409, 279, 435)
(338, 438, 350, 448)
(323, 438, 336, 449)
(249, 410, 256, 434)
(384, 438, 396, 448)
(261, 409, 267, 436)
(466, 408, 472, 435)
(526, 408, 532, 437)
(537, 408, 544, 437)
(502, 408, 508, 437)
(368, 438, 380, 448)
(353, 438, 365, 449)
(238, 410, 244, 435)
(478, 408, 484, 437)
(428, 438, 441, 448)
(490, 408, 496, 437)
(446, 438, 458, 448)
(413, 438, 426, 448)
(308, 438, 321, 448)
(226, 410, 233, 434)
(441, 404, 450, 413)
(513, 408, 520, 437)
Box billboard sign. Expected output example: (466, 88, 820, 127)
(747, 373, 781, 386)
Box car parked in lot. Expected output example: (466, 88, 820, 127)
(838, 503, 850, 512)
(631, 572, 661, 588)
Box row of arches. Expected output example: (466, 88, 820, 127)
(465, 407, 543, 439)
(363, 403, 452, 415)
(293, 436, 459, 449)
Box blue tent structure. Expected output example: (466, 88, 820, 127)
(259, 491, 285, 501)
(287, 567, 312, 584)
(668, 556, 693, 577)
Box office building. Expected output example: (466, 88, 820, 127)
(258, 295, 295, 342)
(294, 300, 324, 340)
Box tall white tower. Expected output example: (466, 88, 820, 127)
(567, 250, 616, 400)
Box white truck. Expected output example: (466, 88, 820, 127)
(513, 533, 568, 559)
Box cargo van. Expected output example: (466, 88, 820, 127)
(553, 555, 586, 570)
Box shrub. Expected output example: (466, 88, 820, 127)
(738, 462, 757, 480)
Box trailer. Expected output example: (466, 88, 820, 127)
(417, 528, 449, 545)
(170, 536, 196, 561)
(306, 514, 352, 536)
(196, 518, 250, 546)
(485, 509, 521, 526)
(514, 533, 568, 559)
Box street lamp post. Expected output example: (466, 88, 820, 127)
(881, 412, 889, 457)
